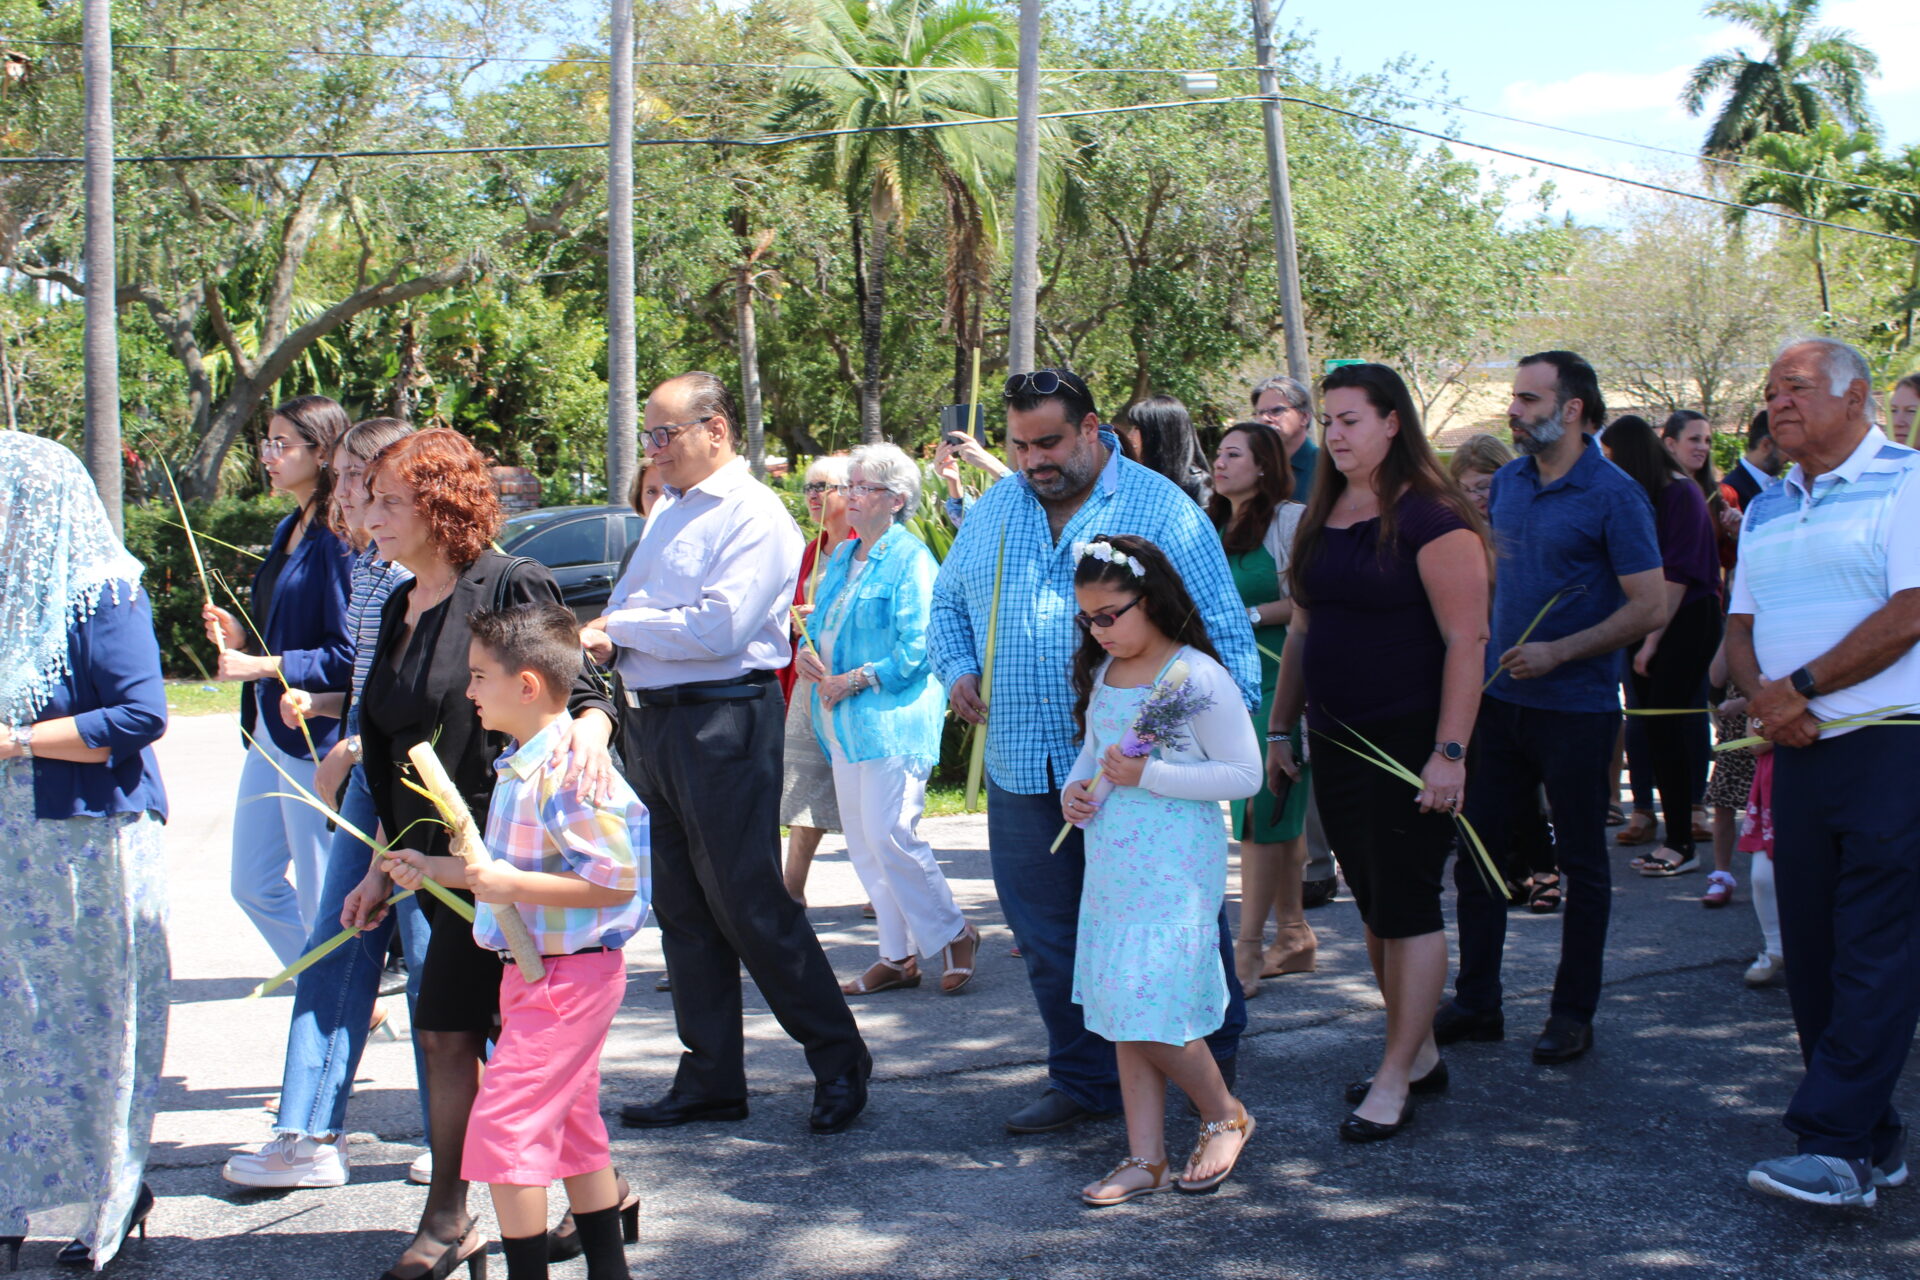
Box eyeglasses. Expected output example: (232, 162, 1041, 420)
(847, 483, 892, 498)
(1073, 596, 1144, 631)
(260, 438, 307, 458)
(642, 415, 716, 450)
(803, 481, 848, 496)
(1004, 369, 1090, 402)
(1255, 404, 1301, 421)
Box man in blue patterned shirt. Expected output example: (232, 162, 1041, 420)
(929, 368, 1260, 1134)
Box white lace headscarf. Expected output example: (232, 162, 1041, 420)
(0, 431, 145, 725)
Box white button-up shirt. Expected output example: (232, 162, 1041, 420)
(602, 456, 803, 690)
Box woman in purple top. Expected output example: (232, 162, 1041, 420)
(1600, 416, 1723, 878)
(1268, 363, 1489, 1144)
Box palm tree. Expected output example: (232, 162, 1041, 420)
(1681, 0, 1879, 158)
(1732, 124, 1876, 314)
(1868, 144, 1920, 351)
(770, 0, 1042, 441)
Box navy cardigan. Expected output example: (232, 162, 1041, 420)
(238, 511, 353, 760)
(30, 586, 170, 822)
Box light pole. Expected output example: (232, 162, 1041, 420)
(82, 0, 122, 531)
(1251, 0, 1311, 391)
(605, 0, 638, 502)
(1006, 0, 1041, 376)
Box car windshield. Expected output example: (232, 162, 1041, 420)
(500, 510, 570, 548)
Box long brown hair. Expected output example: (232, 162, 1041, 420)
(1288, 363, 1487, 606)
(1207, 423, 1295, 556)
(1069, 534, 1224, 738)
(272, 394, 350, 524)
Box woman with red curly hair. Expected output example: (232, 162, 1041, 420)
(343, 429, 620, 1279)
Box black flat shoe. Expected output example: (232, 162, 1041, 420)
(1344, 1058, 1449, 1106)
(619, 1091, 749, 1129)
(809, 1049, 872, 1134)
(1302, 876, 1338, 908)
(547, 1174, 639, 1261)
(1339, 1101, 1415, 1143)
(55, 1183, 153, 1266)
(1432, 1001, 1504, 1045)
(1531, 1015, 1593, 1065)
(1006, 1088, 1115, 1134)
(3, 1235, 22, 1272)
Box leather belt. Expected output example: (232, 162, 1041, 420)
(624, 669, 774, 709)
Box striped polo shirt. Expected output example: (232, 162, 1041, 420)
(1729, 425, 1920, 735)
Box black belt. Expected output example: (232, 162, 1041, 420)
(625, 669, 774, 709)
(499, 945, 612, 962)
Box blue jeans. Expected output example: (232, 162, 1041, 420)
(231, 738, 334, 966)
(274, 766, 432, 1140)
(1455, 699, 1619, 1024)
(987, 773, 1246, 1115)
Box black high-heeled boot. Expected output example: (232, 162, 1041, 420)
(546, 1173, 638, 1261)
(56, 1183, 153, 1266)
(500, 1233, 547, 1280)
(570, 1205, 631, 1280)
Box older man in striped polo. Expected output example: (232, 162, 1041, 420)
(1728, 337, 1920, 1209)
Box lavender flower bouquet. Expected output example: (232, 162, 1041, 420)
(1051, 659, 1217, 850)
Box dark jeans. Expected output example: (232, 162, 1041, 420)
(1627, 596, 1722, 857)
(987, 772, 1246, 1114)
(623, 685, 866, 1098)
(1456, 698, 1619, 1024)
(1772, 725, 1920, 1163)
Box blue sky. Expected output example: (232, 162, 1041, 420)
(1292, 0, 1919, 222)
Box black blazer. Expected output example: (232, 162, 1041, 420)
(1723, 461, 1765, 511)
(359, 549, 616, 853)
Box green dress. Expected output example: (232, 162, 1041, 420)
(1227, 539, 1310, 842)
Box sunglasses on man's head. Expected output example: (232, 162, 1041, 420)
(1004, 369, 1090, 403)
(1073, 596, 1144, 631)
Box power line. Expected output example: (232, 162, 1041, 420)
(8, 33, 1912, 203)
(0, 87, 1912, 248)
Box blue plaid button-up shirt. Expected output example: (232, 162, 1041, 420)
(929, 431, 1259, 795)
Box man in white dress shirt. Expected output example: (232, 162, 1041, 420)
(583, 372, 870, 1135)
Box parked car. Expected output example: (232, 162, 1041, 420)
(498, 504, 644, 620)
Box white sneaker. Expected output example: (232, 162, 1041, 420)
(1745, 951, 1785, 987)
(408, 1150, 433, 1185)
(222, 1134, 350, 1189)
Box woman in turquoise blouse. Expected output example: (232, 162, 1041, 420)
(797, 444, 980, 997)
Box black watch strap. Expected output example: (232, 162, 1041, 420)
(1790, 666, 1819, 698)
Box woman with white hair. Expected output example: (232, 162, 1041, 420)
(796, 444, 979, 995)
(779, 455, 854, 902)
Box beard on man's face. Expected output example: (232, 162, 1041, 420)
(1025, 437, 1102, 499)
(1510, 402, 1568, 457)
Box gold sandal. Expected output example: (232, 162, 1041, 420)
(1080, 1155, 1171, 1206)
(841, 957, 920, 995)
(1177, 1104, 1255, 1194)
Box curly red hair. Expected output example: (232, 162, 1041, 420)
(367, 428, 502, 565)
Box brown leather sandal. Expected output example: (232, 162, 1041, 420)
(1080, 1155, 1172, 1206)
(841, 957, 920, 995)
(1176, 1104, 1256, 1193)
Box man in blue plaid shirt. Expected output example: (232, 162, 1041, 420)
(929, 368, 1261, 1134)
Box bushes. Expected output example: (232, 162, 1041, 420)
(122, 495, 292, 677)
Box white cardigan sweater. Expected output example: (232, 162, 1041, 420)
(1066, 646, 1262, 804)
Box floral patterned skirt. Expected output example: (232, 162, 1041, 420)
(0, 760, 169, 1268)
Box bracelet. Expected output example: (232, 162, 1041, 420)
(1266, 730, 1293, 744)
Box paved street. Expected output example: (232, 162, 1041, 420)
(11, 710, 1916, 1278)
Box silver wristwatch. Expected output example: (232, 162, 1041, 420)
(1246, 606, 1262, 627)
(9, 723, 33, 759)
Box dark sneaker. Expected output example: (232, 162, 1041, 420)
(1747, 1154, 1876, 1208)
(1874, 1125, 1909, 1189)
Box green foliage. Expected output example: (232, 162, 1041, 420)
(1681, 0, 1880, 157)
(122, 494, 292, 677)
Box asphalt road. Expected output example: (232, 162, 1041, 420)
(9, 711, 1914, 1278)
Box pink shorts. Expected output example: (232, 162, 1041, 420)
(462, 949, 626, 1186)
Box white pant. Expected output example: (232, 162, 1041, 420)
(230, 738, 332, 966)
(831, 756, 965, 961)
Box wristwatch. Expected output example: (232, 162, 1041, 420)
(344, 735, 364, 762)
(1433, 740, 1465, 762)
(1246, 606, 1262, 627)
(9, 723, 33, 759)
(1789, 666, 1819, 699)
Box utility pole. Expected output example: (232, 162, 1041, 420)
(1251, 0, 1310, 391)
(82, 0, 122, 532)
(605, 0, 638, 502)
(1006, 0, 1041, 376)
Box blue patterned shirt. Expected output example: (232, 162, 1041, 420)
(929, 431, 1259, 795)
(344, 549, 411, 738)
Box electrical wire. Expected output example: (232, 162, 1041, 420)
(0, 82, 1911, 248)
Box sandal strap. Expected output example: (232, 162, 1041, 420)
(1103, 1155, 1168, 1181)
(1706, 870, 1736, 887)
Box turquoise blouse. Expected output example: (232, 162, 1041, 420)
(809, 521, 947, 770)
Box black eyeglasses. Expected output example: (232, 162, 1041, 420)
(1004, 369, 1090, 403)
(642, 415, 715, 450)
(1073, 596, 1144, 631)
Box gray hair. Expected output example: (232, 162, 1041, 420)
(1250, 374, 1310, 413)
(848, 443, 921, 523)
(805, 454, 852, 485)
(653, 371, 741, 446)
(1779, 337, 1873, 400)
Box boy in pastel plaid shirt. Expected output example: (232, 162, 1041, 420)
(395, 601, 649, 1280)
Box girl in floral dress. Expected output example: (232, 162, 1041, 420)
(1060, 536, 1263, 1206)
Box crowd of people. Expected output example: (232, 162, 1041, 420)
(3, 335, 1917, 1274)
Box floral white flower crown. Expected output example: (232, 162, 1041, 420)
(1073, 539, 1147, 578)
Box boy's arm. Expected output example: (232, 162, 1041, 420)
(465, 773, 644, 910)
(466, 860, 632, 909)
